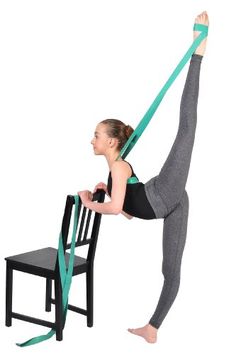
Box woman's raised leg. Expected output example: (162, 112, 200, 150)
(145, 11, 209, 215)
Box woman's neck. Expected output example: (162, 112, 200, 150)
(105, 150, 122, 170)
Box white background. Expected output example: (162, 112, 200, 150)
(0, 0, 235, 353)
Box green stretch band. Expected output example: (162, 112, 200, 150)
(118, 24, 208, 160)
(16, 195, 79, 347)
(127, 176, 139, 184)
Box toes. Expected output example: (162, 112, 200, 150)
(195, 11, 209, 27)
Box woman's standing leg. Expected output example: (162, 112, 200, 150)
(149, 191, 189, 328)
(129, 191, 189, 342)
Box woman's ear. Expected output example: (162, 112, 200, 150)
(109, 137, 118, 149)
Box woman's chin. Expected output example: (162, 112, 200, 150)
(93, 149, 100, 155)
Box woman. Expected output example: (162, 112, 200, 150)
(78, 11, 209, 343)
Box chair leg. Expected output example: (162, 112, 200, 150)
(5, 263, 13, 327)
(86, 268, 94, 327)
(45, 278, 52, 312)
(54, 277, 63, 341)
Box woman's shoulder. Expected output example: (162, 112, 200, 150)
(111, 160, 132, 175)
(111, 160, 130, 169)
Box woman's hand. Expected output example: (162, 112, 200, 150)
(78, 190, 93, 207)
(93, 182, 108, 195)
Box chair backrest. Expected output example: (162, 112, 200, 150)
(59, 190, 105, 265)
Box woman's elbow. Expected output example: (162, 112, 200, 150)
(112, 205, 123, 215)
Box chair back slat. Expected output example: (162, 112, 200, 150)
(76, 207, 87, 244)
(81, 210, 92, 243)
(64, 190, 105, 260)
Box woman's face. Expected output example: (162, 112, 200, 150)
(91, 123, 111, 155)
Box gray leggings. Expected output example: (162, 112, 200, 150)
(144, 54, 202, 329)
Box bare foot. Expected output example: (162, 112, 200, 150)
(194, 11, 209, 56)
(128, 324, 157, 343)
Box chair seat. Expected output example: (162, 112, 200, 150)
(5, 247, 87, 278)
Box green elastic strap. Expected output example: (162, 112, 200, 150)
(118, 23, 208, 160)
(16, 195, 79, 347)
(127, 176, 139, 184)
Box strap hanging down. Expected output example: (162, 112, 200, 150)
(16, 195, 80, 347)
(119, 24, 208, 161)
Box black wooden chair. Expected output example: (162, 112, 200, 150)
(5, 190, 105, 341)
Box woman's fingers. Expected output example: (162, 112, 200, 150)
(93, 182, 107, 193)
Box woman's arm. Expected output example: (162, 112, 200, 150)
(78, 161, 131, 215)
